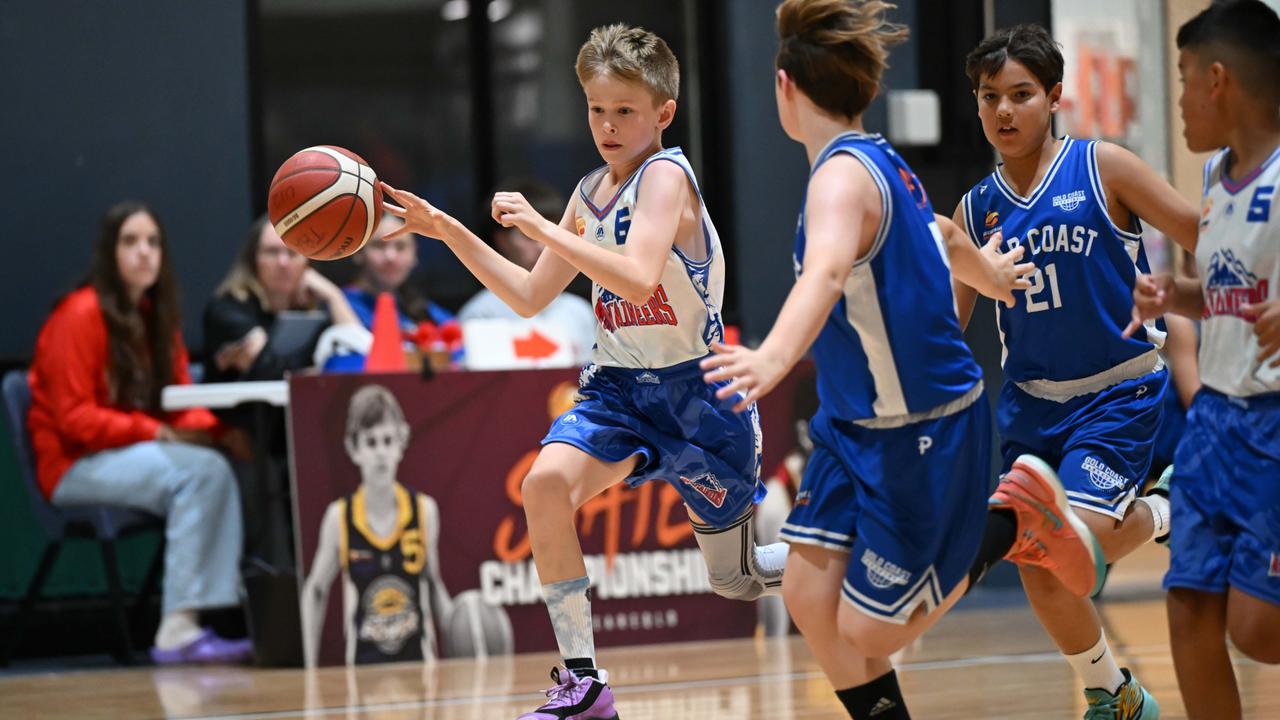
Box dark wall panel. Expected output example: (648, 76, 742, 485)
(1, 1, 253, 358)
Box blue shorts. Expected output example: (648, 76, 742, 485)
(1164, 388, 1280, 605)
(780, 388, 992, 624)
(542, 357, 764, 529)
(998, 369, 1167, 519)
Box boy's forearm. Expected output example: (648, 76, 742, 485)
(945, 234, 995, 299)
(535, 220, 655, 304)
(758, 271, 842, 371)
(1169, 277, 1205, 319)
(441, 217, 539, 315)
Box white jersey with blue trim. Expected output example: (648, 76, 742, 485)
(795, 132, 983, 422)
(574, 147, 725, 369)
(961, 137, 1164, 400)
(1198, 145, 1280, 397)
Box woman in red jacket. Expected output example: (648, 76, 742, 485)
(28, 202, 251, 665)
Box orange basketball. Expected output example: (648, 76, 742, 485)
(266, 145, 383, 260)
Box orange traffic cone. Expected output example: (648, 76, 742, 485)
(364, 291, 406, 372)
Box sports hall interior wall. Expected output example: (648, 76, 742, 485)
(0, 0, 1040, 654)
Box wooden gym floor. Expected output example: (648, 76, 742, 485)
(4, 546, 1278, 719)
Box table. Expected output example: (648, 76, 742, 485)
(161, 381, 288, 410)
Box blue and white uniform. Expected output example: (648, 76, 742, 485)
(542, 148, 763, 528)
(780, 132, 991, 624)
(1165, 145, 1280, 605)
(961, 137, 1168, 519)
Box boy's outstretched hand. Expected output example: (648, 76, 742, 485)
(381, 182, 453, 242)
(701, 341, 788, 413)
(980, 232, 1035, 307)
(1242, 300, 1280, 368)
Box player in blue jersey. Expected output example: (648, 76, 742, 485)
(382, 23, 790, 720)
(1128, 2, 1280, 717)
(951, 23, 1201, 719)
(701, 2, 1103, 718)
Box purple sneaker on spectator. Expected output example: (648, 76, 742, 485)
(150, 629, 254, 665)
(517, 666, 618, 720)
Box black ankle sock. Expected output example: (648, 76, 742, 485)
(965, 509, 1018, 594)
(835, 669, 910, 719)
(564, 657, 599, 680)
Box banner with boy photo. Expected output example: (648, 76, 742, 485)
(289, 364, 816, 666)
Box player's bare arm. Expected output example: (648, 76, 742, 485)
(950, 202, 983, 330)
(702, 155, 876, 412)
(421, 494, 454, 622)
(1122, 272, 1205, 338)
(300, 502, 343, 668)
(1096, 142, 1200, 252)
(1163, 314, 1203, 407)
(381, 181, 578, 317)
(494, 161, 687, 307)
(936, 213, 1033, 306)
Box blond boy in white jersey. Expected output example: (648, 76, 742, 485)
(381, 24, 785, 720)
(1128, 2, 1280, 717)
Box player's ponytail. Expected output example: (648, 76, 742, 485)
(775, 0, 908, 120)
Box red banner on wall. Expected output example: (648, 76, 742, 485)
(289, 365, 814, 666)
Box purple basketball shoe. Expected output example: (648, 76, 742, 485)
(517, 666, 618, 720)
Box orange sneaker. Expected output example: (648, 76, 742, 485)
(991, 454, 1107, 598)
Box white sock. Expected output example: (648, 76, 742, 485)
(154, 609, 202, 650)
(542, 576, 596, 669)
(1065, 633, 1126, 694)
(1138, 494, 1171, 542)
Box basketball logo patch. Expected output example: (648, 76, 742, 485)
(1269, 552, 1280, 578)
(861, 549, 911, 590)
(1051, 190, 1087, 212)
(985, 210, 999, 229)
(1081, 456, 1127, 491)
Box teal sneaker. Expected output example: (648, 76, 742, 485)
(1083, 668, 1159, 720)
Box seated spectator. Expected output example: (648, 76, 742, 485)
(457, 179, 596, 363)
(27, 201, 252, 664)
(203, 215, 360, 383)
(344, 214, 455, 331)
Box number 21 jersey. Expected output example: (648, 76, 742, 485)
(961, 137, 1162, 394)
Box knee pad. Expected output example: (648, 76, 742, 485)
(692, 512, 778, 602)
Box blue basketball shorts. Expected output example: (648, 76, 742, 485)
(1164, 388, 1280, 605)
(997, 368, 1167, 519)
(781, 386, 992, 624)
(542, 357, 765, 529)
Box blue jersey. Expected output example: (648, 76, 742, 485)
(795, 132, 982, 422)
(961, 138, 1163, 392)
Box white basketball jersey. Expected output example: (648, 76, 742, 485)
(1197, 145, 1280, 397)
(573, 148, 726, 369)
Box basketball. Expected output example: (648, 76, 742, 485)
(440, 590, 515, 659)
(267, 145, 383, 260)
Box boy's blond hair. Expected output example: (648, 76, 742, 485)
(575, 23, 680, 104)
